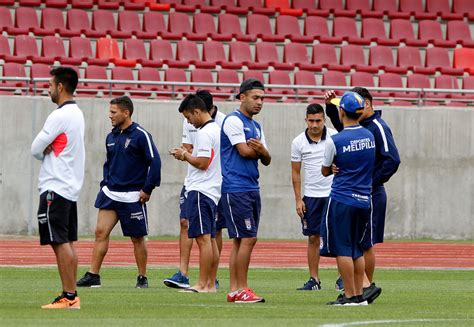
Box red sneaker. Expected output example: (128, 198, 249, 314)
(227, 291, 238, 302)
(234, 288, 265, 303)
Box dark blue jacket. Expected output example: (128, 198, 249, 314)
(101, 122, 161, 194)
(326, 104, 400, 188)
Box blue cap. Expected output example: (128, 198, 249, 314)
(330, 91, 365, 114)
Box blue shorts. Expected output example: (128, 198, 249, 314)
(320, 198, 369, 260)
(179, 185, 187, 219)
(222, 191, 261, 239)
(186, 191, 217, 239)
(301, 196, 328, 236)
(361, 186, 387, 250)
(95, 190, 148, 237)
(215, 200, 227, 231)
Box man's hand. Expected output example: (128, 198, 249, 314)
(324, 90, 337, 105)
(332, 163, 340, 175)
(43, 144, 54, 156)
(171, 146, 187, 161)
(139, 190, 150, 203)
(247, 138, 266, 155)
(296, 198, 306, 219)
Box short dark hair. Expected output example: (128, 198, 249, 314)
(195, 89, 213, 112)
(306, 103, 325, 116)
(110, 96, 134, 116)
(344, 110, 363, 120)
(178, 94, 207, 113)
(50, 66, 78, 94)
(350, 87, 373, 103)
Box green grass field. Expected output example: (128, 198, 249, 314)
(1, 267, 473, 326)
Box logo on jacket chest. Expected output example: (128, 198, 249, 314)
(124, 138, 132, 149)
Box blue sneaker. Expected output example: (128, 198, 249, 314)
(335, 276, 345, 292)
(215, 279, 219, 289)
(163, 271, 190, 289)
(297, 277, 321, 291)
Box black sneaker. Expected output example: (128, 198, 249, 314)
(363, 283, 382, 304)
(327, 294, 368, 306)
(76, 272, 101, 288)
(136, 275, 148, 289)
(297, 277, 322, 291)
(335, 276, 344, 291)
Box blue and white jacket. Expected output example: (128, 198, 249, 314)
(101, 122, 161, 194)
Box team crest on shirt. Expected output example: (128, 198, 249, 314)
(124, 138, 132, 149)
(320, 238, 324, 250)
(255, 128, 261, 139)
(244, 218, 252, 230)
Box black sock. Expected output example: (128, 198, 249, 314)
(63, 291, 76, 300)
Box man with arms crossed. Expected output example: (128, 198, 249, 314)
(171, 94, 221, 292)
(221, 79, 271, 303)
(164, 90, 226, 289)
(320, 91, 375, 306)
(76, 96, 161, 289)
(291, 104, 337, 291)
(31, 67, 84, 309)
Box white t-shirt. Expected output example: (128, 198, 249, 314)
(291, 127, 337, 198)
(31, 101, 85, 201)
(185, 121, 222, 204)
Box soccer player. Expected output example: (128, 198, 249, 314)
(163, 90, 226, 289)
(76, 96, 161, 289)
(320, 91, 376, 306)
(291, 104, 337, 291)
(31, 67, 84, 309)
(170, 94, 221, 293)
(324, 88, 400, 303)
(221, 79, 271, 303)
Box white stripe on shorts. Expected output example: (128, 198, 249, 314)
(46, 202, 54, 242)
(198, 192, 203, 234)
(227, 194, 239, 238)
(142, 203, 148, 235)
(325, 198, 332, 253)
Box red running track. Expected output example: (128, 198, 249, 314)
(1, 239, 473, 269)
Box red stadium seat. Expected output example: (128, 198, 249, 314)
(175, 0, 204, 13)
(283, 43, 321, 71)
(96, 38, 136, 67)
(240, 0, 275, 16)
(294, 70, 317, 96)
(424, 47, 464, 75)
(137, 67, 163, 94)
(16, 7, 55, 36)
(111, 67, 136, 94)
(255, 42, 293, 70)
(71, 0, 94, 9)
(0, 0, 14, 5)
(369, 46, 408, 74)
(320, 0, 356, 17)
(147, 1, 172, 11)
(0, 35, 21, 63)
(97, 0, 120, 10)
(418, 20, 456, 48)
(340, 44, 378, 73)
(149, 39, 187, 68)
(212, 0, 247, 15)
(30, 63, 51, 90)
(390, 19, 428, 47)
(118, 11, 153, 39)
(372, 0, 410, 19)
(453, 48, 474, 74)
(333, 17, 371, 45)
(462, 75, 474, 98)
(142, 12, 167, 39)
(218, 13, 256, 42)
(82, 65, 109, 93)
(433, 75, 462, 99)
(406, 74, 431, 99)
(45, 0, 68, 8)
(13, 35, 54, 64)
(194, 13, 232, 42)
(243, 70, 265, 84)
(202, 41, 241, 69)
(42, 8, 80, 37)
(0, 7, 29, 35)
(275, 15, 312, 43)
(19, 0, 41, 6)
(91, 10, 131, 38)
(265, 0, 303, 16)
(453, 0, 474, 19)
(378, 72, 405, 97)
(123, 0, 146, 10)
(164, 68, 190, 95)
(168, 12, 207, 41)
(351, 72, 391, 98)
(304, 16, 342, 44)
(2, 62, 27, 93)
(42, 35, 82, 65)
(176, 40, 215, 69)
(267, 70, 293, 99)
(67, 9, 92, 36)
(425, 0, 463, 20)
(185, 0, 221, 14)
(190, 68, 216, 92)
(312, 43, 350, 72)
(322, 71, 347, 95)
(228, 41, 267, 70)
(397, 46, 435, 74)
(123, 39, 162, 68)
(347, 0, 382, 18)
(292, 0, 323, 16)
(69, 36, 109, 66)
(247, 14, 285, 42)
(216, 69, 239, 94)
(361, 18, 399, 46)
(399, 0, 437, 19)
(446, 21, 474, 48)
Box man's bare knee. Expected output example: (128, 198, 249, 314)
(180, 219, 189, 230)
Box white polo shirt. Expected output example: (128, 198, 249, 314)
(185, 120, 222, 205)
(291, 126, 337, 198)
(31, 101, 85, 201)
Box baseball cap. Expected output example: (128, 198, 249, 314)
(330, 91, 365, 114)
(235, 78, 265, 99)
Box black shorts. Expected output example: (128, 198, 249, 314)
(37, 190, 78, 245)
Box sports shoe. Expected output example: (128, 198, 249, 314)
(41, 295, 81, 309)
(76, 272, 101, 288)
(297, 277, 322, 291)
(327, 294, 367, 306)
(163, 271, 190, 289)
(234, 288, 265, 303)
(227, 290, 238, 302)
(335, 276, 344, 291)
(136, 275, 148, 289)
(215, 279, 220, 290)
(363, 283, 382, 304)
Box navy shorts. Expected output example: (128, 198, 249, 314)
(179, 185, 187, 219)
(186, 191, 217, 238)
(95, 190, 148, 237)
(320, 198, 369, 260)
(222, 191, 261, 239)
(37, 190, 78, 245)
(215, 200, 227, 231)
(361, 186, 387, 250)
(301, 196, 328, 236)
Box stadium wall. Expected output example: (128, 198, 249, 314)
(0, 96, 472, 240)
